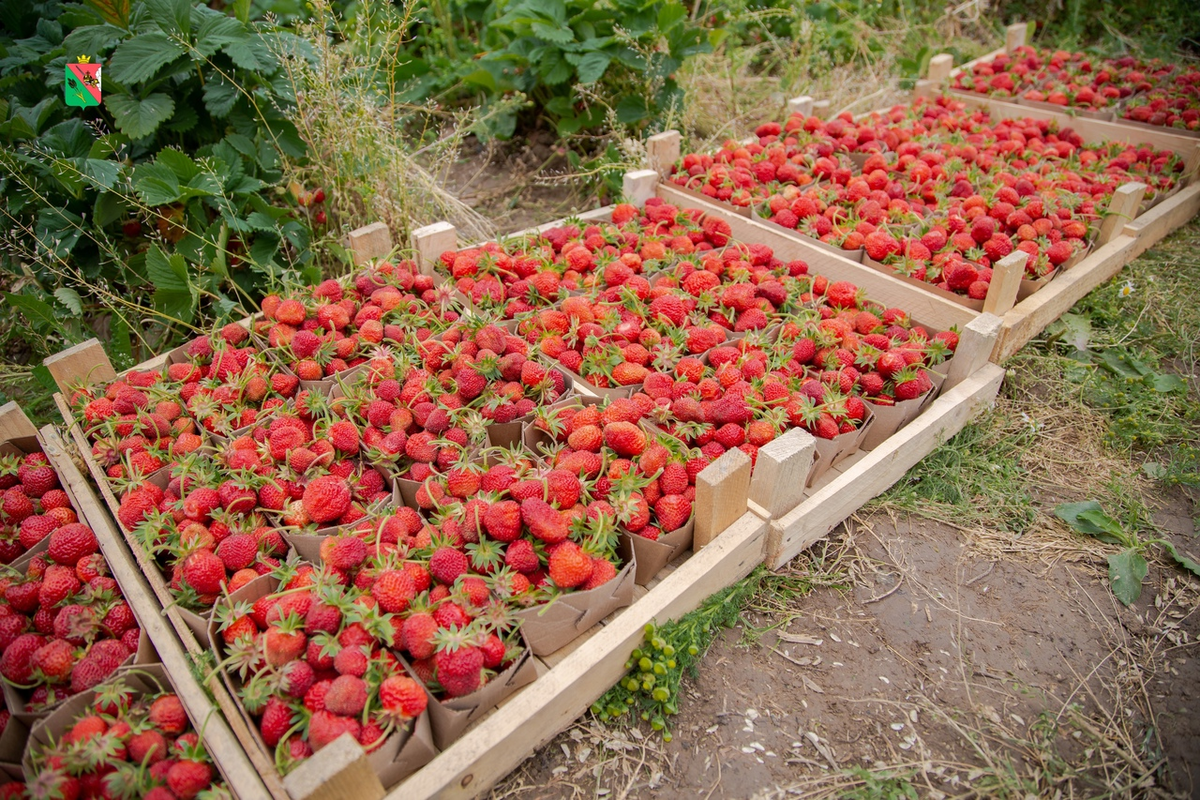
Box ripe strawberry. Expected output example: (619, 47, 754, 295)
(181, 549, 225, 595)
(167, 759, 213, 800)
(379, 675, 427, 720)
(520, 498, 569, 543)
(433, 628, 484, 698)
(149, 694, 188, 735)
(324, 674, 368, 716)
(308, 710, 361, 751)
(654, 495, 693, 532)
(547, 541, 593, 588)
(372, 569, 416, 614)
(301, 476, 351, 524)
(603, 422, 646, 457)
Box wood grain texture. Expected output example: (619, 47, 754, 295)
(646, 130, 681, 177)
(40, 426, 277, 800)
(747, 428, 815, 519)
(982, 251, 1027, 316)
(284, 734, 384, 800)
(0, 403, 37, 442)
(347, 222, 394, 266)
(944, 313, 1002, 390)
(410, 222, 458, 276)
(385, 513, 768, 800)
(623, 169, 659, 206)
(1098, 183, 1148, 245)
(1005, 22, 1028, 53)
(694, 447, 752, 549)
(767, 364, 1005, 568)
(787, 96, 814, 117)
(928, 53, 954, 84)
(43, 339, 116, 393)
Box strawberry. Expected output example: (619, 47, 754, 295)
(302, 476, 352, 524)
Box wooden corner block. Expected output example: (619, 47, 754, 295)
(283, 734, 384, 800)
(410, 222, 458, 277)
(811, 99, 831, 119)
(1006, 22, 1028, 53)
(786, 96, 814, 117)
(694, 448, 752, 550)
(944, 312, 1003, 388)
(913, 79, 935, 100)
(1098, 182, 1148, 245)
(347, 222, 394, 266)
(0, 402, 37, 443)
(747, 428, 816, 519)
(982, 251, 1027, 316)
(646, 130, 681, 177)
(43, 339, 117, 393)
(928, 54, 954, 84)
(622, 169, 660, 207)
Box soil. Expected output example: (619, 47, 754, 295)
(491, 510, 1200, 799)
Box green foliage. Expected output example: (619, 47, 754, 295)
(0, 0, 313, 362)
(1055, 500, 1200, 605)
(395, 0, 718, 137)
(593, 568, 766, 735)
(840, 767, 920, 800)
(995, 0, 1200, 57)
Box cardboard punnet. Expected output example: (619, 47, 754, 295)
(619, 520, 692, 586)
(515, 553, 637, 656)
(806, 406, 875, 487)
(859, 387, 939, 452)
(208, 573, 438, 790)
(415, 647, 539, 751)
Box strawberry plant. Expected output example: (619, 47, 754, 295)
(25, 677, 230, 798)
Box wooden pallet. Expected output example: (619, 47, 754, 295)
(0, 403, 272, 799)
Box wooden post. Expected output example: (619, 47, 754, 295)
(39, 427, 277, 800)
(812, 99, 831, 119)
(283, 734, 385, 800)
(1005, 22, 1028, 53)
(410, 222, 458, 277)
(747, 429, 815, 519)
(787, 96, 814, 117)
(913, 80, 936, 100)
(1098, 183, 1148, 245)
(693, 448, 752, 550)
(928, 54, 954, 85)
(646, 130, 681, 178)
(1184, 143, 1200, 182)
(944, 313, 1002, 389)
(0, 402, 37, 442)
(43, 339, 116, 393)
(347, 222, 394, 266)
(982, 251, 1027, 317)
(622, 169, 659, 207)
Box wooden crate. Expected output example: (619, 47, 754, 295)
(0, 403, 272, 800)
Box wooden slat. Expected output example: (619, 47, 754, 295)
(694, 447, 752, 549)
(656, 183, 978, 331)
(944, 313, 1002, 390)
(747, 428, 815, 519)
(1122, 181, 1200, 257)
(623, 170, 659, 206)
(766, 363, 1005, 567)
(1005, 22, 1028, 53)
(283, 735, 384, 800)
(0, 402, 37, 442)
(40, 426, 275, 800)
(646, 130, 681, 177)
(1098, 183, 1148, 245)
(43, 339, 116, 393)
(347, 223, 394, 266)
(410, 222, 457, 276)
(385, 512, 768, 800)
(787, 96, 814, 117)
(982, 251, 1027, 317)
(927, 53, 954, 84)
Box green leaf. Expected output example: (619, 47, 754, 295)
(145, 244, 195, 323)
(461, 69, 498, 92)
(156, 149, 199, 182)
(656, 2, 686, 31)
(93, 191, 128, 227)
(54, 287, 83, 316)
(1147, 372, 1187, 393)
(32, 365, 58, 393)
(132, 162, 182, 205)
(1158, 540, 1200, 578)
(202, 74, 239, 118)
(82, 0, 131, 28)
(1054, 501, 1128, 545)
(573, 51, 610, 84)
(616, 94, 650, 123)
(82, 158, 121, 190)
(1098, 350, 1150, 380)
(5, 293, 57, 331)
(105, 93, 175, 139)
(62, 23, 124, 57)
(106, 32, 185, 84)
(1107, 549, 1147, 606)
(192, 6, 246, 56)
(144, 0, 191, 35)
(224, 35, 275, 71)
(532, 21, 575, 43)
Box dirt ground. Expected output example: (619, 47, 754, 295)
(489, 507, 1200, 799)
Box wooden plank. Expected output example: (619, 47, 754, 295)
(1098, 183, 1148, 245)
(0, 402, 37, 442)
(623, 169, 659, 206)
(1122, 182, 1200, 258)
(982, 251, 1027, 316)
(410, 222, 457, 276)
(949, 46, 1006, 79)
(1005, 22, 1028, 53)
(347, 223, 394, 266)
(656, 183, 978, 331)
(747, 428, 815, 519)
(646, 130, 681, 177)
(766, 363, 1005, 568)
(39, 426, 277, 800)
(787, 96, 814, 117)
(927, 53, 953, 84)
(284, 734, 384, 800)
(944, 313, 1002, 390)
(812, 99, 831, 119)
(386, 512, 768, 800)
(43, 339, 116, 393)
(693, 447, 751, 550)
